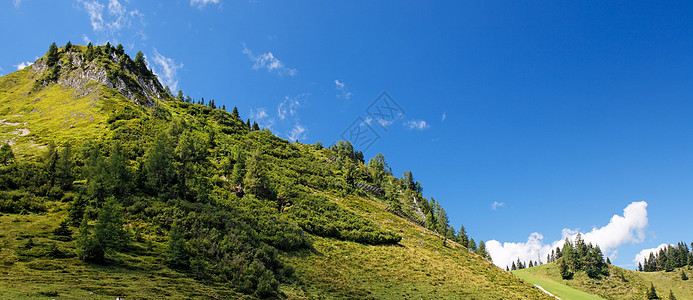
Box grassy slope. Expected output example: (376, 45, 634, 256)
(283, 192, 553, 299)
(0, 56, 553, 298)
(0, 66, 126, 157)
(513, 262, 693, 300)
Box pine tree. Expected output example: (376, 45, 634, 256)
(669, 289, 676, 300)
(682, 270, 688, 281)
(232, 106, 240, 119)
(46, 42, 59, 67)
(511, 261, 517, 271)
(559, 258, 573, 280)
(0, 143, 14, 165)
(639, 262, 643, 272)
(252, 122, 260, 131)
(467, 238, 477, 251)
(65, 41, 72, 52)
(607, 257, 611, 264)
(243, 149, 271, 199)
(167, 225, 189, 268)
(457, 225, 469, 246)
(135, 51, 146, 71)
(646, 283, 659, 299)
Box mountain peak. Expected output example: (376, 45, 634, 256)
(31, 42, 166, 107)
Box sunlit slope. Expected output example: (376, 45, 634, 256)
(513, 262, 693, 300)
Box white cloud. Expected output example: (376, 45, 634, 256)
(486, 201, 649, 269)
(78, 0, 144, 38)
(334, 80, 352, 100)
(287, 123, 307, 141)
(190, 0, 220, 8)
(277, 94, 305, 120)
(633, 244, 671, 266)
(491, 201, 505, 210)
(442, 111, 447, 122)
(242, 43, 297, 76)
(15, 61, 32, 70)
(14, 0, 23, 8)
(405, 120, 430, 130)
(151, 49, 183, 91)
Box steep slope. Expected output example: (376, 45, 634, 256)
(0, 43, 552, 299)
(514, 262, 693, 300)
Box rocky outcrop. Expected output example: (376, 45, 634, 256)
(32, 49, 165, 107)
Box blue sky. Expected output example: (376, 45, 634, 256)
(2, 1, 692, 269)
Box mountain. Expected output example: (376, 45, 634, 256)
(514, 262, 693, 300)
(0, 42, 554, 299)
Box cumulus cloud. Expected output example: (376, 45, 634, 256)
(288, 124, 307, 141)
(633, 244, 671, 266)
(491, 201, 505, 210)
(335, 80, 352, 100)
(190, 0, 220, 8)
(405, 120, 430, 130)
(486, 201, 649, 269)
(242, 43, 297, 76)
(151, 49, 183, 91)
(15, 61, 32, 70)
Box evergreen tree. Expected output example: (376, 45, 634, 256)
(646, 283, 659, 299)
(144, 132, 175, 195)
(116, 43, 124, 55)
(669, 289, 676, 300)
(56, 143, 74, 190)
(638, 262, 643, 272)
(85, 42, 94, 61)
(135, 51, 146, 71)
(0, 143, 14, 165)
(167, 225, 189, 268)
(606, 257, 611, 264)
(176, 90, 184, 101)
(46, 42, 59, 67)
(467, 238, 477, 251)
(559, 258, 573, 279)
(457, 225, 469, 247)
(511, 261, 517, 271)
(65, 41, 72, 52)
(232, 106, 240, 119)
(252, 122, 260, 131)
(477, 240, 490, 259)
(682, 270, 688, 281)
(77, 198, 129, 263)
(367, 153, 387, 185)
(244, 149, 271, 199)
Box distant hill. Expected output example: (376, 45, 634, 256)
(0, 42, 554, 299)
(514, 261, 693, 300)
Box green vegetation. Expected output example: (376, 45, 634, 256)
(514, 261, 693, 300)
(638, 242, 693, 272)
(0, 42, 554, 299)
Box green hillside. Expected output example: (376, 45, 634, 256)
(0, 43, 554, 299)
(514, 262, 693, 300)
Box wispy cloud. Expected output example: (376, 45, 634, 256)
(288, 123, 307, 141)
(250, 107, 274, 129)
(491, 201, 505, 210)
(441, 111, 447, 122)
(15, 61, 32, 70)
(334, 80, 352, 100)
(242, 43, 297, 76)
(486, 201, 649, 269)
(13, 0, 23, 8)
(151, 49, 183, 91)
(277, 94, 307, 120)
(190, 0, 220, 9)
(77, 0, 145, 39)
(405, 120, 430, 130)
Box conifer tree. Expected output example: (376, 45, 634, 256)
(232, 106, 240, 119)
(669, 289, 676, 300)
(646, 283, 659, 299)
(244, 149, 271, 199)
(0, 143, 14, 165)
(46, 42, 59, 67)
(682, 270, 688, 281)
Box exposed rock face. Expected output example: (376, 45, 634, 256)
(32, 49, 165, 107)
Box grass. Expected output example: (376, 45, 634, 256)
(281, 192, 554, 299)
(0, 204, 244, 299)
(513, 261, 693, 300)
